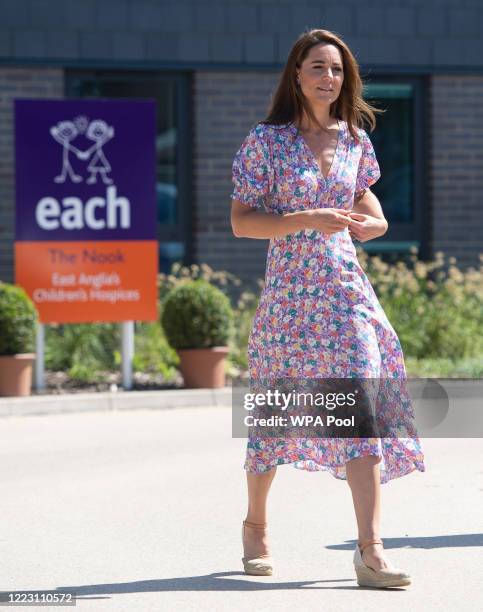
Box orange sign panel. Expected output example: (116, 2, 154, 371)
(15, 241, 158, 323)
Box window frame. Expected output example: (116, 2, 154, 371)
(64, 68, 194, 266)
(359, 74, 429, 259)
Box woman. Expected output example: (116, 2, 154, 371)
(230, 29, 425, 588)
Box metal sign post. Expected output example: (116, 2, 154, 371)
(35, 321, 45, 391)
(121, 321, 135, 390)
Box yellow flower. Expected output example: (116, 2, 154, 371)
(414, 262, 427, 279)
(448, 266, 463, 282)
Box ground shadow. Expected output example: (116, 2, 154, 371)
(327, 533, 483, 551)
(54, 573, 405, 600)
(44, 533, 482, 599)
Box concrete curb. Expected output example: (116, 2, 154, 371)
(0, 387, 233, 418)
(0, 379, 480, 418)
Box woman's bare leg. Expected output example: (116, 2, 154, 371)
(243, 467, 277, 558)
(346, 454, 392, 570)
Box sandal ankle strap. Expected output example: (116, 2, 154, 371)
(358, 538, 383, 553)
(243, 519, 267, 529)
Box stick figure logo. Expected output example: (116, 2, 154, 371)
(50, 116, 115, 185)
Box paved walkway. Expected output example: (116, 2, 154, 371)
(0, 405, 482, 611)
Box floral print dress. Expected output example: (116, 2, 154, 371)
(231, 120, 426, 484)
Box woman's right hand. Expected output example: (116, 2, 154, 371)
(304, 208, 352, 235)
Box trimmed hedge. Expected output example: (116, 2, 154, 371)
(0, 283, 38, 355)
(161, 279, 234, 349)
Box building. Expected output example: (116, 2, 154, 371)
(1, 0, 482, 290)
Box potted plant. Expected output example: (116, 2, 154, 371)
(160, 279, 234, 388)
(0, 282, 38, 396)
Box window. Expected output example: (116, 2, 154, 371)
(65, 70, 192, 273)
(359, 78, 428, 261)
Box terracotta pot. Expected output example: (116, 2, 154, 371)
(0, 353, 35, 397)
(177, 346, 229, 388)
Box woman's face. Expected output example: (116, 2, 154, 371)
(296, 43, 344, 113)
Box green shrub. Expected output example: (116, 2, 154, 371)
(45, 323, 120, 381)
(45, 319, 180, 382)
(405, 356, 483, 378)
(222, 249, 483, 379)
(158, 262, 242, 306)
(357, 248, 483, 360)
(161, 279, 235, 349)
(227, 287, 261, 372)
(0, 282, 38, 355)
(132, 321, 179, 376)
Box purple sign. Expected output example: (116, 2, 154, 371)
(14, 99, 157, 241)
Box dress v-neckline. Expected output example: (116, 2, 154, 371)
(293, 119, 342, 183)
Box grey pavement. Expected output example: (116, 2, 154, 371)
(0, 405, 482, 611)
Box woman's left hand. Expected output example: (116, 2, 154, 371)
(348, 212, 388, 243)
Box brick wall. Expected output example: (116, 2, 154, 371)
(430, 75, 483, 269)
(193, 71, 279, 292)
(0, 67, 63, 282)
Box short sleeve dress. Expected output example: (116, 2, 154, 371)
(231, 120, 426, 484)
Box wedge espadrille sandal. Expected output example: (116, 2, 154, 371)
(241, 520, 273, 576)
(353, 539, 411, 588)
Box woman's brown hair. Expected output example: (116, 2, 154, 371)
(262, 29, 385, 142)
